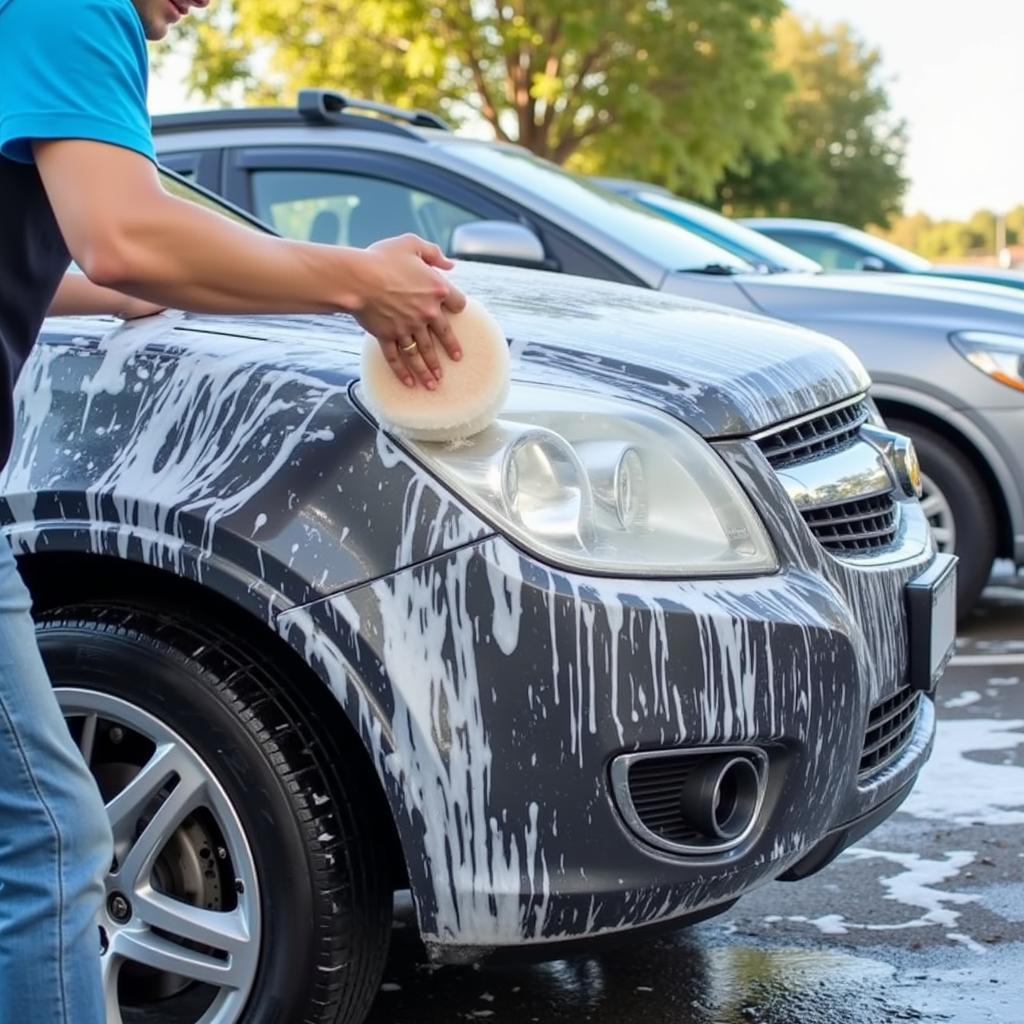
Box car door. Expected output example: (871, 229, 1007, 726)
(220, 146, 636, 282)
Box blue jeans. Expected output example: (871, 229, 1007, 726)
(0, 541, 112, 1023)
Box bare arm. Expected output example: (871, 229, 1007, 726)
(47, 273, 164, 319)
(34, 140, 466, 388)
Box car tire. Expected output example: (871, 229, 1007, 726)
(888, 419, 996, 620)
(36, 605, 391, 1024)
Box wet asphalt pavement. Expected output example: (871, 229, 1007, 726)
(367, 572, 1024, 1024)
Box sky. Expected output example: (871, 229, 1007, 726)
(150, 0, 1024, 221)
(795, 0, 1024, 219)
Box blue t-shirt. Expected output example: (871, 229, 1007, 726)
(0, 0, 155, 469)
(0, 0, 155, 164)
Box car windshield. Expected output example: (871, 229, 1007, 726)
(449, 143, 754, 274)
(634, 192, 822, 274)
(841, 228, 932, 272)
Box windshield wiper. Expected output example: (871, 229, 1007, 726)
(678, 263, 745, 275)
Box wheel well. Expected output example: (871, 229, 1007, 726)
(874, 398, 1013, 558)
(17, 550, 409, 891)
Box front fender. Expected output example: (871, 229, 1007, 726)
(1, 315, 490, 608)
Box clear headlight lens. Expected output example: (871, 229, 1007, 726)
(404, 385, 778, 577)
(950, 331, 1024, 394)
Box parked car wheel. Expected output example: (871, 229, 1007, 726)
(888, 420, 996, 619)
(37, 607, 391, 1024)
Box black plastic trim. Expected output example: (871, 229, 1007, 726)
(777, 777, 916, 881)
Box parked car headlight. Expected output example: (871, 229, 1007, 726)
(950, 331, 1024, 394)
(402, 385, 778, 577)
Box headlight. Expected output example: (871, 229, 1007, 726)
(401, 385, 778, 577)
(950, 331, 1024, 394)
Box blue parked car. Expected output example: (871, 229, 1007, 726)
(742, 216, 1024, 294)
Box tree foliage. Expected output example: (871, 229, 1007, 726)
(715, 12, 908, 227)
(874, 204, 1024, 262)
(170, 0, 789, 197)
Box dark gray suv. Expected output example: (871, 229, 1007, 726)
(5, 169, 953, 1024)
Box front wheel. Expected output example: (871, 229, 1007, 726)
(38, 607, 391, 1024)
(888, 419, 996, 620)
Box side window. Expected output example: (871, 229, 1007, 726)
(160, 152, 201, 181)
(777, 233, 866, 271)
(250, 170, 483, 252)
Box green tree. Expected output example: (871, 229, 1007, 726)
(1005, 204, 1024, 246)
(170, 0, 788, 197)
(871, 210, 932, 254)
(874, 207, 1019, 262)
(964, 209, 994, 251)
(715, 12, 908, 227)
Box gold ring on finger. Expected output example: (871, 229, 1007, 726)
(400, 340, 418, 353)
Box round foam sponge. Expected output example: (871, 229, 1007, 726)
(361, 297, 510, 442)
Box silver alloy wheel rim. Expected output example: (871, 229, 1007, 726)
(57, 688, 261, 1024)
(918, 471, 956, 553)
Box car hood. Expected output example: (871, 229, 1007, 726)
(168, 262, 869, 438)
(924, 266, 1024, 291)
(736, 269, 1024, 327)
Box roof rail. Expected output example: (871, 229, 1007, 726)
(297, 88, 450, 131)
(152, 106, 428, 141)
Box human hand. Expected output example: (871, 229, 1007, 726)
(352, 234, 467, 389)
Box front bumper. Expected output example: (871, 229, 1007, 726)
(779, 772, 923, 882)
(277, 440, 947, 961)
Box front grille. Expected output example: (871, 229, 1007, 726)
(802, 493, 899, 553)
(859, 686, 920, 779)
(756, 399, 868, 469)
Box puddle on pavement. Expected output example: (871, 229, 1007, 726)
(366, 933, 942, 1023)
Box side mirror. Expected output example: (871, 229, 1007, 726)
(449, 221, 556, 270)
(857, 255, 887, 272)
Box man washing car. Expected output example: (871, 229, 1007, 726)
(0, 0, 464, 1018)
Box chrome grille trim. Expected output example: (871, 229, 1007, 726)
(754, 396, 902, 556)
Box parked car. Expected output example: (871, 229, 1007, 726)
(596, 180, 1024, 614)
(595, 179, 826, 275)
(743, 216, 1024, 293)
(152, 93, 1016, 614)
(3, 169, 954, 1024)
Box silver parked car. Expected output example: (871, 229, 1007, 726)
(598, 182, 1024, 617)
(153, 90, 1024, 615)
